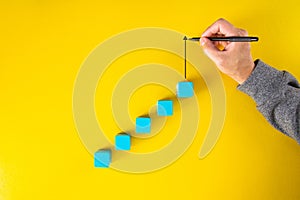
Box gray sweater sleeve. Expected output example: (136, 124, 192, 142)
(237, 59, 300, 144)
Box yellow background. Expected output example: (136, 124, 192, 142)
(1, 0, 300, 199)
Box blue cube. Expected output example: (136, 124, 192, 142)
(115, 133, 131, 150)
(136, 117, 151, 133)
(157, 100, 173, 116)
(94, 149, 111, 168)
(177, 81, 194, 98)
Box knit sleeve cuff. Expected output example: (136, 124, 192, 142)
(237, 59, 284, 106)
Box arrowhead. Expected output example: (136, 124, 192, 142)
(183, 36, 187, 40)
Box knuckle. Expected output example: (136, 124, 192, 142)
(238, 28, 248, 36)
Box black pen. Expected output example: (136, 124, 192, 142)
(187, 36, 259, 42)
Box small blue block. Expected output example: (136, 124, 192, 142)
(94, 149, 111, 168)
(115, 133, 131, 150)
(136, 117, 151, 133)
(177, 81, 194, 98)
(157, 100, 173, 116)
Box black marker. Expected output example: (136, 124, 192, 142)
(188, 36, 259, 42)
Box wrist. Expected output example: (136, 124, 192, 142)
(233, 61, 255, 84)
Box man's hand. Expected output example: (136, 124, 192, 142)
(200, 18, 255, 84)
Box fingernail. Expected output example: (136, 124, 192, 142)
(200, 38, 206, 46)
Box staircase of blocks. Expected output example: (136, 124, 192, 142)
(94, 81, 194, 168)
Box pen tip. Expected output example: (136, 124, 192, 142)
(183, 36, 187, 40)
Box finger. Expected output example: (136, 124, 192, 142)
(200, 37, 223, 60)
(224, 29, 250, 51)
(237, 28, 248, 36)
(214, 41, 229, 50)
(201, 18, 237, 37)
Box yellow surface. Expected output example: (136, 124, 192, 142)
(1, 0, 300, 199)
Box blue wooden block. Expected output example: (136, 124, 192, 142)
(177, 81, 194, 98)
(157, 100, 173, 116)
(136, 117, 151, 133)
(115, 133, 131, 150)
(94, 149, 111, 168)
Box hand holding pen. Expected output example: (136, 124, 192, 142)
(199, 18, 257, 84)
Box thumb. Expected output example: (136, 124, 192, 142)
(200, 37, 221, 61)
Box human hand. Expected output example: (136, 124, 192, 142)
(200, 18, 255, 84)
